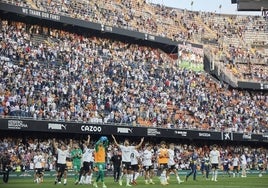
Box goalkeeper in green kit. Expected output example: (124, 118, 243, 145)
(71, 142, 83, 184)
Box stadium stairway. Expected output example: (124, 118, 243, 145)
(31, 33, 47, 46)
(139, 0, 154, 16)
(195, 14, 217, 40)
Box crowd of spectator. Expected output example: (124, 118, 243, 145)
(0, 2, 267, 177)
(201, 12, 268, 82)
(210, 43, 268, 82)
(4, 0, 268, 82)
(0, 19, 267, 133)
(0, 137, 267, 173)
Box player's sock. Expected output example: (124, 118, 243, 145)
(80, 175, 85, 184)
(163, 170, 167, 184)
(63, 178, 67, 185)
(130, 173, 134, 183)
(100, 170, 104, 182)
(120, 173, 124, 180)
(126, 174, 131, 185)
(160, 171, 166, 185)
(96, 173, 101, 182)
(89, 174, 93, 184)
(134, 172, 139, 181)
(78, 170, 82, 183)
(75, 173, 78, 182)
(129, 174, 133, 182)
(86, 175, 91, 184)
(215, 170, 218, 181)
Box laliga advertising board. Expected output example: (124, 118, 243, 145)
(0, 118, 267, 143)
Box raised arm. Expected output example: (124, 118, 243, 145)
(135, 137, 144, 149)
(86, 135, 90, 146)
(69, 139, 73, 151)
(111, 135, 120, 147)
(52, 138, 58, 150)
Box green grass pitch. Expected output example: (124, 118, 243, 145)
(1, 175, 268, 188)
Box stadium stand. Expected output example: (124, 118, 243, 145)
(3, 0, 268, 82)
(0, 0, 267, 134)
(0, 19, 267, 134)
(0, 0, 267, 179)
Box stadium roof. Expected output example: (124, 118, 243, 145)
(232, 0, 268, 11)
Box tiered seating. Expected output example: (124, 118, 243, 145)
(1, 2, 268, 133)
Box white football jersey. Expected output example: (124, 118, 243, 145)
(168, 149, 176, 166)
(241, 154, 247, 165)
(34, 155, 44, 168)
(210, 149, 220, 164)
(83, 147, 94, 162)
(119, 145, 135, 162)
(142, 149, 152, 166)
(57, 148, 69, 164)
(233, 157, 239, 166)
(130, 149, 140, 165)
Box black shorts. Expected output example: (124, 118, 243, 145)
(211, 163, 218, 169)
(83, 161, 93, 172)
(56, 163, 67, 173)
(143, 165, 153, 171)
(122, 162, 131, 170)
(223, 165, 229, 171)
(200, 164, 205, 171)
(159, 163, 168, 170)
(35, 168, 44, 175)
(233, 166, 238, 171)
(131, 164, 139, 171)
(168, 165, 176, 170)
